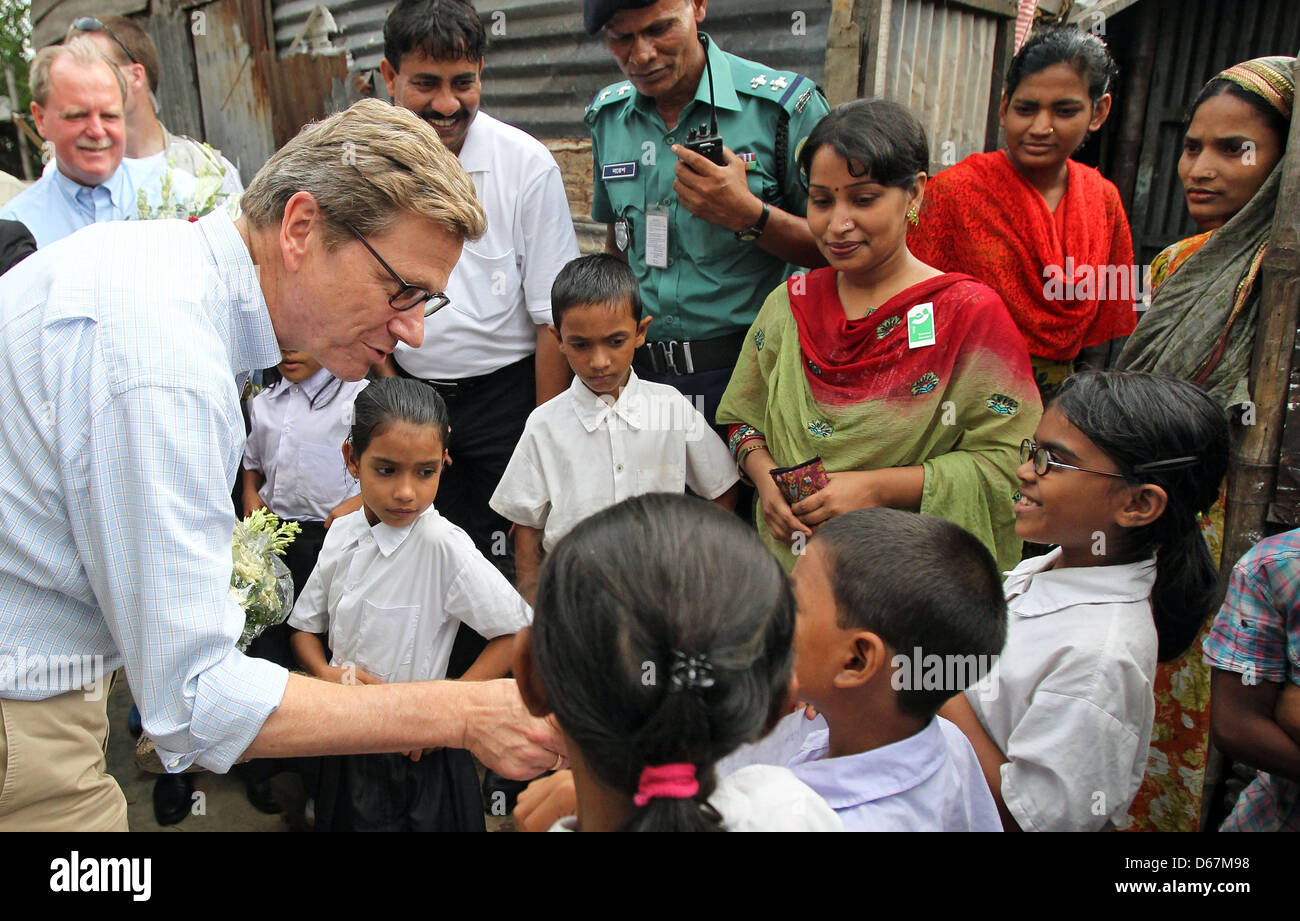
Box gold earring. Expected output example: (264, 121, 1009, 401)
(906, 207, 919, 226)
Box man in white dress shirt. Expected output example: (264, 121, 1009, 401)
(0, 99, 559, 830)
(377, 0, 579, 591)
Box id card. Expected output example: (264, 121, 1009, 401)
(906, 302, 936, 349)
(646, 208, 669, 269)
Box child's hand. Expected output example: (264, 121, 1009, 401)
(404, 748, 437, 762)
(320, 664, 383, 686)
(513, 769, 577, 832)
(1275, 681, 1300, 747)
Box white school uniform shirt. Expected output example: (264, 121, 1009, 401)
(548, 765, 842, 831)
(965, 547, 1157, 832)
(288, 505, 531, 683)
(489, 370, 738, 550)
(242, 369, 368, 522)
(393, 112, 580, 379)
(787, 716, 1002, 832)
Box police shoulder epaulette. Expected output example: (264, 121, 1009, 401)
(584, 81, 635, 120)
(736, 67, 817, 113)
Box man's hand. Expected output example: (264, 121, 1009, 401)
(671, 144, 763, 233)
(459, 679, 564, 781)
(514, 769, 578, 832)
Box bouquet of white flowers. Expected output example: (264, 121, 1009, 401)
(231, 509, 301, 651)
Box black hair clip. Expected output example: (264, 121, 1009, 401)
(1131, 456, 1199, 474)
(669, 650, 715, 692)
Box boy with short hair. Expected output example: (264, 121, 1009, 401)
(490, 254, 738, 602)
(781, 508, 1007, 831)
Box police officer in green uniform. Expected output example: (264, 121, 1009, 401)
(584, 0, 829, 426)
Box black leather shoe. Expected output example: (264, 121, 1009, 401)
(153, 773, 195, 826)
(243, 777, 283, 814)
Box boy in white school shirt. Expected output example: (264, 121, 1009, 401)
(490, 254, 738, 603)
(779, 508, 1006, 831)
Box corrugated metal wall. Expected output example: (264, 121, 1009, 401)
(879, 0, 1002, 175)
(1129, 0, 1300, 264)
(271, 0, 829, 138)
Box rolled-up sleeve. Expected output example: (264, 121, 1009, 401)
(69, 382, 288, 773)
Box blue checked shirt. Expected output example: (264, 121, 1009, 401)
(0, 163, 136, 248)
(0, 210, 288, 773)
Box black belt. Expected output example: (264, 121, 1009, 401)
(634, 332, 746, 376)
(391, 354, 531, 399)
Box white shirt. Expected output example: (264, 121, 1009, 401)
(394, 112, 579, 379)
(788, 717, 1002, 832)
(288, 505, 531, 683)
(965, 547, 1158, 832)
(489, 371, 738, 550)
(548, 764, 842, 831)
(243, 369, 367, 521)
(0, 211, 286, 773)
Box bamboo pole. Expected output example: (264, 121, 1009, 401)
(5, 65, 32, 180)
(1201, 53, 1300, 831)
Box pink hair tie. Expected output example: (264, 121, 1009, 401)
(633, 763, 699, 807)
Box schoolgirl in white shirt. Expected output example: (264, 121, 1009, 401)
(939, 371, 1229, 831)
(242, 349, 368, 595)
(288, 378, 532, 832)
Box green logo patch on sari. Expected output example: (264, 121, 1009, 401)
(911, 372, 940, 395)
(806, 359, 822, 377)
(986, 394, 1019, 415)
(806, 419, 833, 438)
(754, 328, 766, 351)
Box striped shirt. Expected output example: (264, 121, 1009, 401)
(1203, 528, 1300, 832)
(0, 210, 288, 773)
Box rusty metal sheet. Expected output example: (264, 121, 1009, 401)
(191, 0, 275, 185)
(31, 0, 149, 49)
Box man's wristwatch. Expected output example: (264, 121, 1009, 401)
(735, 201, 771, 242)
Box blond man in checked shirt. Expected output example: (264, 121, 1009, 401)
(0, 99, 561, 830)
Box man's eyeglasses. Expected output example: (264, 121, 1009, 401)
(71, 17, 139, 66)
(343, 221, 450, 317)
(1019, 439, 1129, 480)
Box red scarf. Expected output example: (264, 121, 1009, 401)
(789, 267, 1032, 406)
(907, 151, 1136, 360)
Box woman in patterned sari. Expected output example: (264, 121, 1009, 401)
(1117, 55, 1295, 832)
(717, 99, 1041, 572)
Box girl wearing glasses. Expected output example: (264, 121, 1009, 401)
(939, 370, 1228, 831)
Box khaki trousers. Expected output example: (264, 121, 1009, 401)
(0, 675, 128, 831)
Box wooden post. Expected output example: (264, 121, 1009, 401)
(1201, 53, 1300, 831)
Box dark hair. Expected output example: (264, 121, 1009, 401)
(1052, 371, 1229, 661)
(67, 15, 162, 94)
(798, 98, 929, 189)
(813, 509, 1007, 719)
(383, 0, 486, 69)
(1005, 26, 1117, 107)
(260, 365, 346, 411)
(348, 377, 450, 457)
(550, 253, 643, 331)
(1188, 79, 1291, 154)
(531, 493, 796, 833)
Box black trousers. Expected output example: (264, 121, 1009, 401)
(395, 353, 536, 677)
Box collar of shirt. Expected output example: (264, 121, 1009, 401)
(567, 369, 646, 433)
(631, 32, 742, 119)
(350, 504, 439, 557)
(789, 719, 948, 809)
(456, 113, 492, 174)
(267, 366, 334, 401)
(52, 164, 131, 217)
(1003, 546, 1157, 618)
(194, 209, 281, 376)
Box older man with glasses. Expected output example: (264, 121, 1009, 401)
(0, 100, 561, 831)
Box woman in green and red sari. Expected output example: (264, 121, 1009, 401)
(1117, 55, 1294, 832)
(717, 99, 1041, 571)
